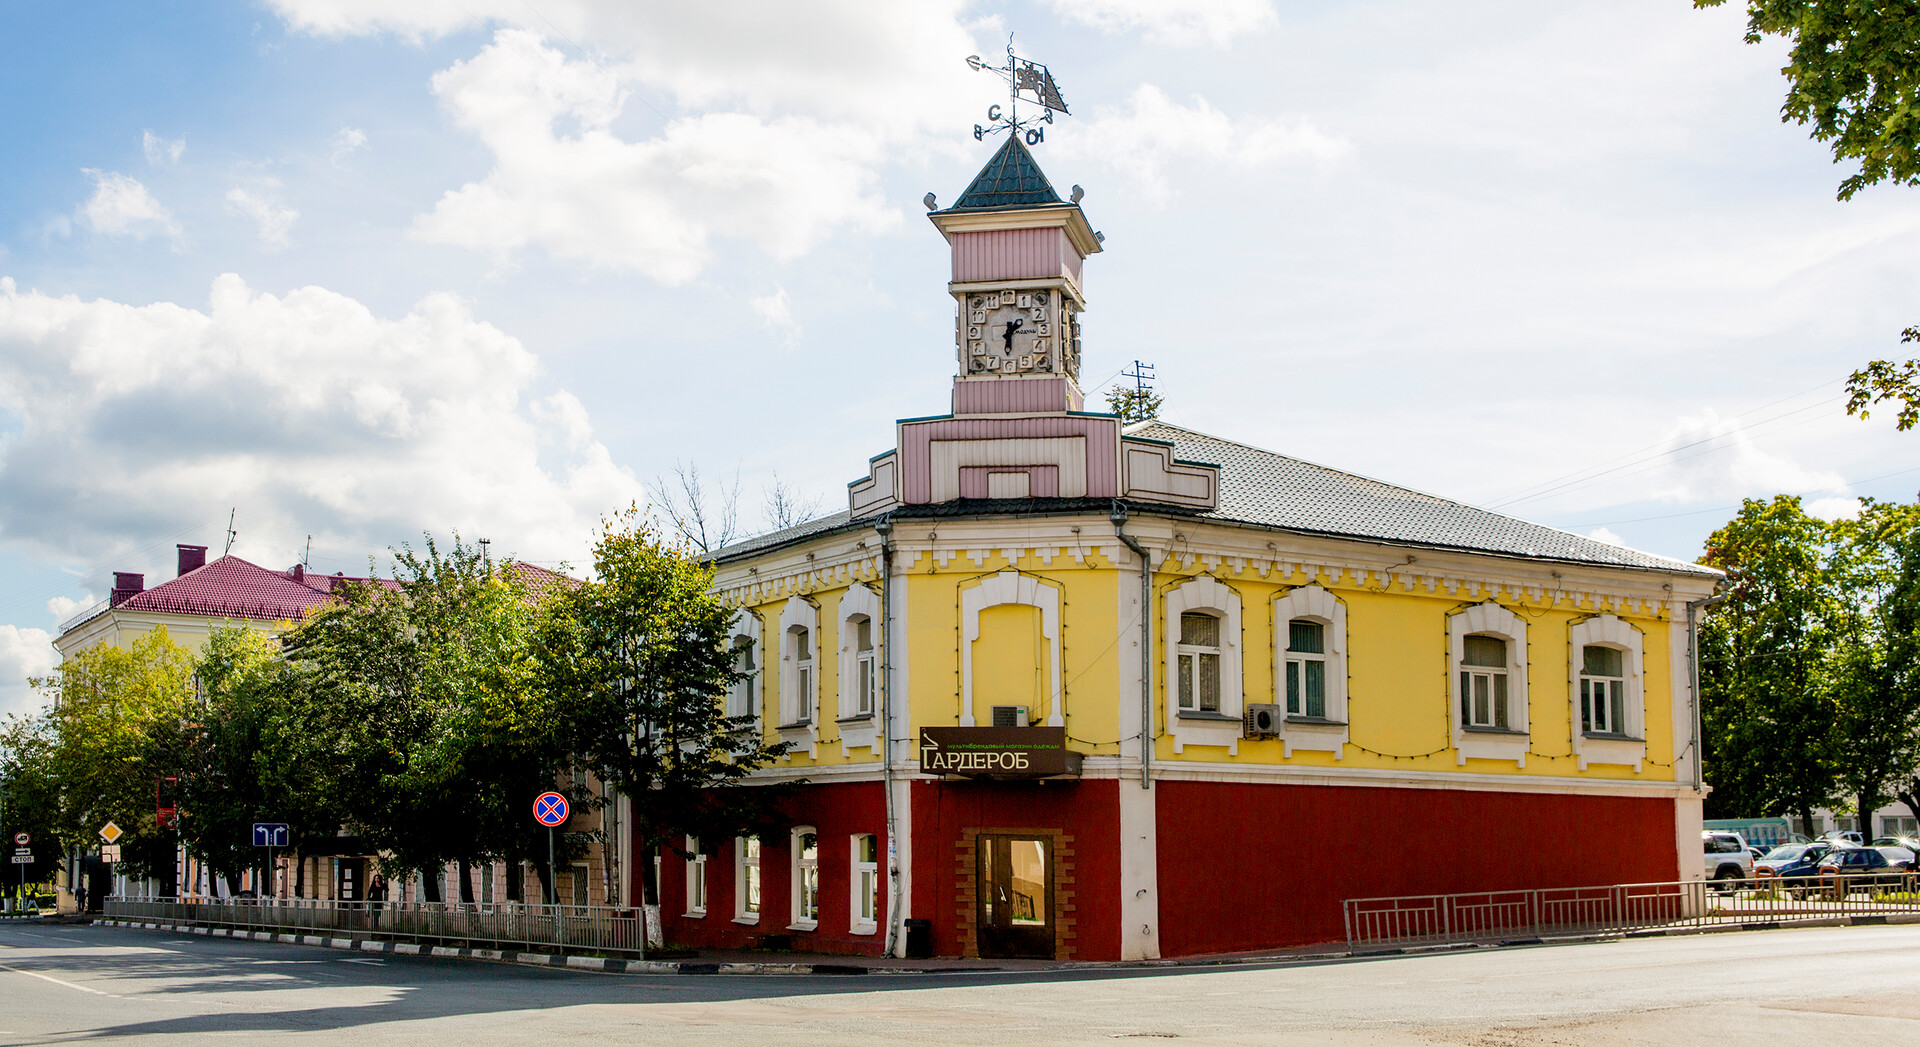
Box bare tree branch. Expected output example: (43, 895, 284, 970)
(646, 462, 741, 555)
(762, 472, 824, 532)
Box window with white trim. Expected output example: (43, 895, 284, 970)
(1460, 634, 1513, 729)
(729, 636, 757, 718)
(1284, 619, 1328, 718)
(1579, 645, 1626, 735)
(787, 625, 814, 726)
(1177, 612, 1222, 713)
(790, 827, 819, 931)
(684, 836, 707, 917)
(854, 617, 877, 718)
(734, 836, 760, 923)
(850, 834, 879, 934)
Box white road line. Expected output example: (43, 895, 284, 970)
(0, 961, 120, 998)
(14, 931, 84, 944)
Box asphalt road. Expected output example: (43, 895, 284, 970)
(3, 920, 1920, 1045)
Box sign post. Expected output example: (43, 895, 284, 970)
(253, 824, 289, 899)
(11, 831, 26, 899)
(532, 792, 569, 907)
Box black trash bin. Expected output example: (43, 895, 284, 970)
(903, 918, 933, 959)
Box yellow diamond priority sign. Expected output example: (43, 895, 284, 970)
(99, 821, 123, 844)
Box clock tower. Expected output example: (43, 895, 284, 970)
(929, 135, 1102, 412)
(845, 134, 1218, 515)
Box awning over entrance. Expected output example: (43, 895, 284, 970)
(920, 726, 1082, 779)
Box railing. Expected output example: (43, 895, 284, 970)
(57, 598, 110, 635)
(1344, 875, 1920, 951)
(104, 897, 649, 957)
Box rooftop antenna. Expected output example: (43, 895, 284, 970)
(479, 537, 491, 570)
(222, 508, 237, 557)
(1123, 359, 1156, 394)
(303, 535, 312, 570)
(966, 36, 1070, 146)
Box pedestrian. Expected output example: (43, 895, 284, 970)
(75, 883, 88, 914)
(368, 873, 386, 928)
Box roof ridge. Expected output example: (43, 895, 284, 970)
(1133, 420, 1461, 507)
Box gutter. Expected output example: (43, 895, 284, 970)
(1685, 589, 1729, 794)
(874, 515, 902, 957)
(1111, 503, 1153, 790)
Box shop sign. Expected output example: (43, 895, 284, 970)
(919, 726, 1081, 779)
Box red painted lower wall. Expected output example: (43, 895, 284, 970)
(1152, 781, 1680, 956)
(911, 776, 1122, 961)
(652, 781, 888, 957)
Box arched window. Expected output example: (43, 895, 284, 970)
(1568, 613, 1646, 771)
(1579, 645, 1625, 734)
(734, 836, 761, 924)
(1460, 634, 1512, 729)
(850, 834, 879, 935)
(854, 617, 877, 717)
(1284, 620, 1327, 718)
(727, 609, 761, 720)
(683, 835, 707, 918)
(1271, 584, 1348, 757)
(837, 584, 882, 756)
(1177, 612, 1222, 713)
(788, 625, 814, 724)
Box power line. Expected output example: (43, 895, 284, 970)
(1563, 464, 1920, 528)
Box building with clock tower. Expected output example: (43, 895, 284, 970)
(637, 135, 1721, 964)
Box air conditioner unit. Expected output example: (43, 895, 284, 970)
(991, 705, 1030, 728)
(1244, 703, 1281, 739)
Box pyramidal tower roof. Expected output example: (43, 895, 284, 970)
(944, 135, 1062, 212)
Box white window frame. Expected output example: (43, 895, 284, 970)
(836, 584, 883, 756)
(789, 826, 820, 932)
(1568, 613, 1646, 771)
(1271, 585, 1348, 758)
(1447, 602, 1529, 767)
(683, 835, 707, 918)
(850, 834, 879, 935)
(727, 608, 762, 722)
(959, 570, 1063, 727)
(1165, 575, 1243, 754)
(1175, 611, 1224, 714)
(733, 836, 761, 925)
(776, 597, 819, 757)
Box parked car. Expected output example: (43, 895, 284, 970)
(1822, 830, 1866, 846)
(1749, 845, 1769, 864)
(1704, 831, 1754, 887)
(1868, 837, 1917, 870)
(1754, 842, 1836, 892)
(1817, 847, 1908, 893)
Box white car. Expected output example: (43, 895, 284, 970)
(1704, 830, 1754, 885)
(1869, 837, 1917, 869)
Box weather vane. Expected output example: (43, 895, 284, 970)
(967, 38, 1069, 146)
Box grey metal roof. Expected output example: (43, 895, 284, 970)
(714, 510, 859, 561)
(1130, 421, 1715, 575)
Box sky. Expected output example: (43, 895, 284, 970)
(1, 0, 1915, 718)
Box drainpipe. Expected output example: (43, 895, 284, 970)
(1111, 503, 1152, 790)
(1685, 589, 1728, 794)
(875, 514, 901, 956)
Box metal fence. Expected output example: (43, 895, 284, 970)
(104, 897, 651, 957)
(1344, 875, 1920, 951)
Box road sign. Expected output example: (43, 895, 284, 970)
(101, 845, 120, 863)
(532, 792, 569, 827)
(252, 823, 290, 847)
(11, 832, 26, 846)
(99, 821, 122, 844)
(10, 849, 30, 865)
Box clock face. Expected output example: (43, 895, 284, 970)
(961, 290, 1058, 375)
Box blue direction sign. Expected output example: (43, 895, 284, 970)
(252, 823, 290, 847)
(533, 792, 570, 827)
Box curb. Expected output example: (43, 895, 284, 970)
(91, 919, 954, 975)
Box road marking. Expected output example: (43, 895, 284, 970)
(15, 931, 84, 944)
(340, 957, 386, 965)
(0, 961, 119, 997)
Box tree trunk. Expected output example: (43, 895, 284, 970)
(533, 857, 553, 905)
(1861, 793, 1878, 839)
(1798, 807, 1817, 839)
(224, 869, 243, 897)
(295, 854, 305, 898)
(457, 858, 475, 903)
(505, 854, 522, 903)
(421, 868, 442, 903)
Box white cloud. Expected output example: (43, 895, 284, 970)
(1587, 527, 1625, 547)
(410, 30, 903, 282)
(330, 125, 368, 165)
(142, 131, 185, 165)
(750, 286, 798, 344)
(224, 185, 300, 250)
(0, 624, 56, 720)
(1605, 411, 1849, 508)
(77, 170, 180, 241)
(1054, 85, 1348, 202)
(1804, 496, 1863, 521)
(0, 273, 644, 577)
(46, 594, 94, 622)
(1041, 0, 1277, 47)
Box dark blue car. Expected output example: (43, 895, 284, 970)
(1754, 842, 1834, 892)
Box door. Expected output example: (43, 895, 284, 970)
(976, 835, 1052, 959)
(337, 858, 364, 902)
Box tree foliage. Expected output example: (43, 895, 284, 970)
(1845, 331, 1920, 432)
(1106, 385, 1162, 423)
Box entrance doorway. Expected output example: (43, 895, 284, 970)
(976, 835, 1052, 959)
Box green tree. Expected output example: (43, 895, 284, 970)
(1700, 496, 1842, 834)
(1106, 385, 1162, 423)
(1694, 1, 1920, 428)
(540, 508, 793, 913)
(1827, 499, 1920, 832)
